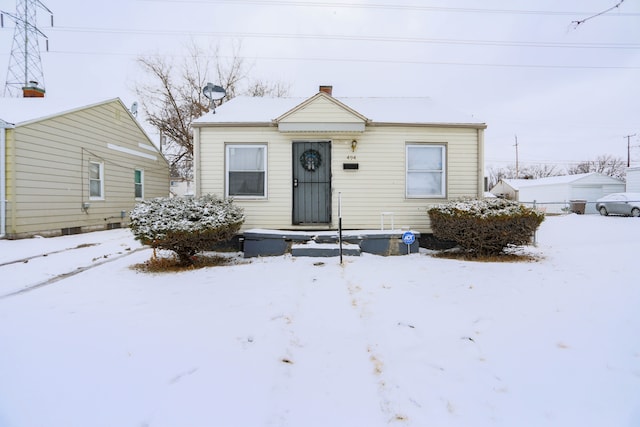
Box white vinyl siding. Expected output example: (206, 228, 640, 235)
(331, 127, 476, 232)
(226, 144, 267, 198)
(406, 144, 446, 198)
(89, 161, 104, 199)
(197, 125, 480, 232)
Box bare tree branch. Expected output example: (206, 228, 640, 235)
(245, 80, 291, 97)
(488, 155, 625, 190)
(134, 42, 289, 181)
(567, 154, 626, 180)
(486, 164, 562, 189)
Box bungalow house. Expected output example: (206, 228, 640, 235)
(490, 173, 625, 214)
(192, 86, 486, 254)
(1, 98, 170, 239)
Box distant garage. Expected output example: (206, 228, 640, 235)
(490, 173, 626, 214)
(626, 166, 640, 192)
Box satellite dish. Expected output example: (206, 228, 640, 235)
(202, 83, 226, 113)
(130, 101, 138, 117)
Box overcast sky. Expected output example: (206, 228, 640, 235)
(1, 0, 639, 169)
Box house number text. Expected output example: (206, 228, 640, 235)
(346, 155, 357, 160)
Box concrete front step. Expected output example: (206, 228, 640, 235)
(242, 229, 421, 258)
(291, 242, 361, 257)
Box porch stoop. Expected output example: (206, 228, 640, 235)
(291, 241, 361, 257)
(242, 229, 420, 258)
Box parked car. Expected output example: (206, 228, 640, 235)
(595, 192, 640, 217)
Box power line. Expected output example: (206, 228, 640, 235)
(46, 26, 640, 50)
(37, 50, 640, 71)
(137, 0, 640, 17)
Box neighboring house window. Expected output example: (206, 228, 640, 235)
(406, 144, 446, 198)
(89, 161, 104, 199)
(134, 169, 144, 199)
(226, 144, 267, 197)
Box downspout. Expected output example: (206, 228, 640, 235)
(1, 121, 12, 238)
(193, 126, 201, 197)
(477, 127, 485, 198)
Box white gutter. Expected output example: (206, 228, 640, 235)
(193, 126, 200, 197)
(478, 127, 486, 198)
(0, 121, 11, 238)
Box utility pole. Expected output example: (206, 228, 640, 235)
(514, 135, 519, 178)
(1, 0, 53, 97)
(625, 134, 637, 167)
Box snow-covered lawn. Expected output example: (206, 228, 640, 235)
(0, 214, 639, 427)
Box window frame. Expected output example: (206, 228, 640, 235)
(134, 169, 144, 199)
(89, 161, 104, 200)
(405, 143, 447, 199)
(225, 143, 268, 199)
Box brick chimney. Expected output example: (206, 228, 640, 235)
(22, 81, 45, 98)
(319, 85, 333, 96)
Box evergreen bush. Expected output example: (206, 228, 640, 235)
(130, 195, 244, 265)
(427, 198, 544, 256)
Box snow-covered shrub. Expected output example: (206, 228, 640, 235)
(129, 195, 244, 265)
(427, 198, 544, 256)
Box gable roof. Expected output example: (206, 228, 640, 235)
(274, 92, 369, 123)
(193, 92, 485, 127)
(274, 92, 369, 133)
(0, 97, 161, 152)
(0, 97, 130, 126)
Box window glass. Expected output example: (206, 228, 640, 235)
(134, 170, 143, 198)
(227, 145, 266, 197)
(229, 147, 264, 170)
(89, 162, 103, 199)
(406, 145, 445, 198)
(407, 146, 442, 170)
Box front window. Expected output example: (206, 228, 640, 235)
(226, 144, 267, 197)
(406, 144, 446, 198)
(89, 161, 104, 199)
(134, 169, 144, 199)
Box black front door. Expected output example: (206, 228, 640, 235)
(292, 141, 331, 224)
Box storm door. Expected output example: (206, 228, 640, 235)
(292, 141, 331, 224)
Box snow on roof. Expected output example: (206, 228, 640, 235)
(502, 173, 603, 190)
(194, 97, 304, 124)
(0, 97, 122, 126)
(193, 95, 484, 126)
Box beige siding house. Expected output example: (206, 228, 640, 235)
(1, 98, 170, 239)
(193, 88, 486, 234)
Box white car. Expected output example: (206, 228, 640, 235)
(595, 192, 640, 217)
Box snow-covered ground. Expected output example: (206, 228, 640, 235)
(0, 214, 638, 427)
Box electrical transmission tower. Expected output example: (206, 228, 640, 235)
(1, 0, 53, 97)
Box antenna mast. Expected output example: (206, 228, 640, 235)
(1, 0, 53, 97)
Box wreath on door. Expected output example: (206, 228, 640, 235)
(300, 149, 322, 172)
